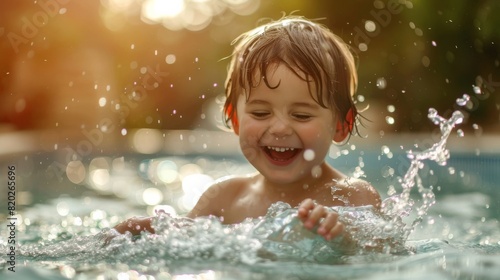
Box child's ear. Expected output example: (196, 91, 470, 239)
(333, 108, 354, 142)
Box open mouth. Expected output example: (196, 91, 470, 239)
(262, 146, 301, 164)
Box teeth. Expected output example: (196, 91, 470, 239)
(267, 146, 295, 152)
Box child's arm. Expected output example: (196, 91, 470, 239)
(114, 216, 155, 235)
(113, 179, 231, 235)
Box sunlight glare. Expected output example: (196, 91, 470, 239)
(142, 0, 186, 22)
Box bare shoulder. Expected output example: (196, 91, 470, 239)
(333, 177, 382, 209)
(186, 174, 252, 218)
(209, 175, 253, 198)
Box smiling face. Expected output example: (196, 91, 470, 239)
(236, 64, 346, 185)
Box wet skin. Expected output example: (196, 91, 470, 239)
(115, 64, 381, 241)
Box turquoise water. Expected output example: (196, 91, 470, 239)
(1, 108, 500, 279)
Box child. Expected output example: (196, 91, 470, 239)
(115, 16, 381, 241)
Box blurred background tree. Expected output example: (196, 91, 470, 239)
(0, 0, 498, 137)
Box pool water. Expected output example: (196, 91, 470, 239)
(1, 108, 500, 279)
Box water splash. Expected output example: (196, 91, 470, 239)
(381, 107, 464, 233)
(8, 103, 466, 275)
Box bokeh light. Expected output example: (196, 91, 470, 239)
(90, 169, 111, 191)
(142, 187, 164, 205)
(157, 160, 179, 184)
(101, 0, 260, 31)
(66, 160, 86, 184)
(132, 129, 164, 154)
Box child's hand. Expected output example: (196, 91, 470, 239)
(297, 198, 344, 241)
(114, 216, 155, 235)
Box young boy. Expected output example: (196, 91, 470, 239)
(115, 16, 381, 241)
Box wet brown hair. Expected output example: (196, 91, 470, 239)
(224, 16, 358, 136)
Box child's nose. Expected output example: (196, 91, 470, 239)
(268, 116, 292, 137)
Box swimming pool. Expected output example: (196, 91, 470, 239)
(1, 124, 500, 279)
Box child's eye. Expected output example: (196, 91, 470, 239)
(292, 113, 312, 121)
(250, 111, 270, 118)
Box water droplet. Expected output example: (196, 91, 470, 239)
(303, 149, 315, 161)
(364, 20, 376, 32)
(358, 43, 368, 52)
(387, 105, 395, 113)
(456, 129, 464, 137)
(451, 111, 464, 124)
(385, 116, 395, 125)
(98, 97, 107, 107)
(381, 166, 394, 178)
(130, 44, 135, 50)
(427, 108, 440, 124)
(121, 128, 127, 136)
(376, 77, 387, 89)
(166, 54, 176, 64)
(456, 94, 470, 106)
(100, 124, 109, 133)
(431, 41, 437, 46)
(311, 165, 322, 178)
(472, 85, 482, 94)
